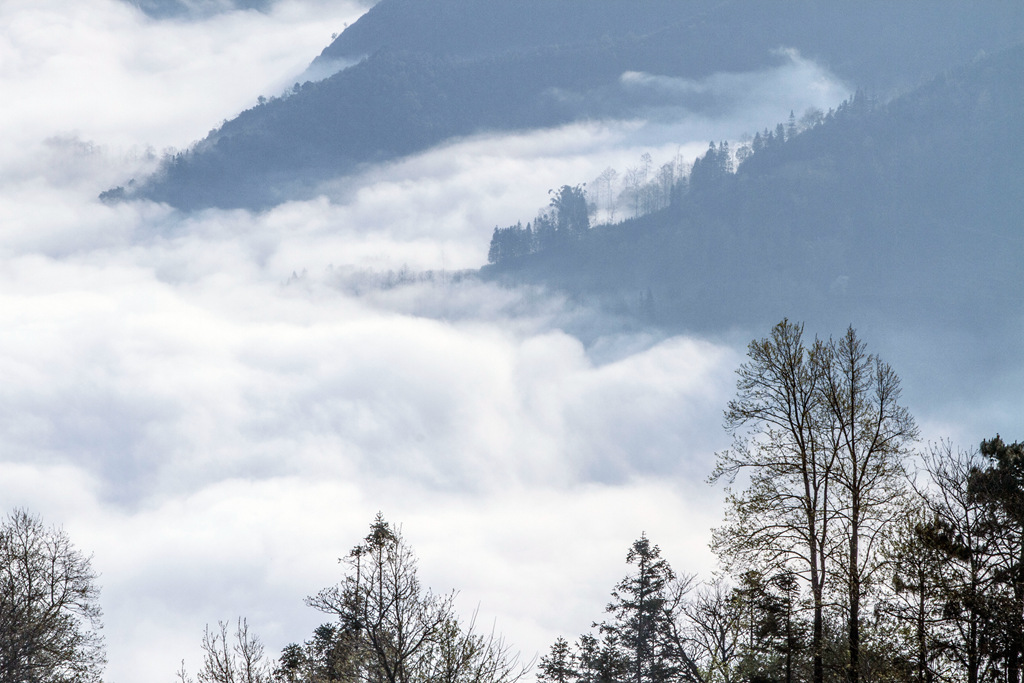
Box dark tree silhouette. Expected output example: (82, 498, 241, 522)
(0, 509, 105, 683)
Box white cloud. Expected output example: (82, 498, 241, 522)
(0, 169, 741, 683)
(619, 48, 849, 116)
(0, 0, 368, 158)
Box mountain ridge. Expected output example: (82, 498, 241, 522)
(116, 0, 1024, 210)
(480, 44, 1024, 336)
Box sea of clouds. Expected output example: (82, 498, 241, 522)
(0, 2, 1012, 682)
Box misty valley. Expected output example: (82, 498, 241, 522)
(2, 1, 1023, 682)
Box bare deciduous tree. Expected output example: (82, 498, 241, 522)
(676, 580, 741, 683)
(712, 322, 918, 683)
(304, 514, 527, 683)
(0, 509, 105, 683)
(916, 442, 994, 683)
(179, 618, 273, 683)
(710, 320, 835, 683)
(821, 327, 917, 683)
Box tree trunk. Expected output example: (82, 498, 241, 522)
(917, 572, 926, 683)
(848, 501, 860, 683)
(812, 581, 824, 683)
(807, 478, 825, 683)
(785, 597, 793, 683)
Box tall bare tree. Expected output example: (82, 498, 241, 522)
(916, 442, 993, 683)
(179, 619, 273, 683)
(675, 580, 741, 683)
(594, 167, 619, 223)
(713, 321, 919, 682)
(710, 320, 836, 683)
(304, 514, 527, 683)
(0, 509, 104, 683)
(821, 327, 917, 683)
(307, 515, 454, 683)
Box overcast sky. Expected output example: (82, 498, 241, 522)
(0, 2, 1016, 683)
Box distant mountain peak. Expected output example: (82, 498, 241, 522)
(115, 0, 1024, 211)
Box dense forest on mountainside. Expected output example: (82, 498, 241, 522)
(118, 0, 1024, 210)
(316, 0, 1020, 89)
(482, 45, 1024, 336)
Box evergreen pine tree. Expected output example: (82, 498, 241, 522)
(601, 535, 679, 683)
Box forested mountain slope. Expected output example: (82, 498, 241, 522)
(123, 0, 1024, 210)
(317, 0, 1020, 89)
(483, 45, 1024, 336)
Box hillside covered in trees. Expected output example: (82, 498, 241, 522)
(113, 0, 1024, 210)
(481, 44, 1024, 340)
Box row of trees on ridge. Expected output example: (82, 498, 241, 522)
(486, 103, 856, 266)
(175, 514, 528, 683)
(4, 319, 1021, 683)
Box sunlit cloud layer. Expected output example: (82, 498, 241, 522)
(0, 227, 738, 682)
(0, 0, 367, 152)
(0, 3, 1005, 683)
